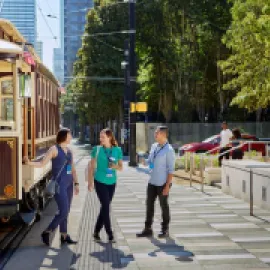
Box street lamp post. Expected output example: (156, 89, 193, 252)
(122, 40, 130, 156)
(128, 0, 137, 167)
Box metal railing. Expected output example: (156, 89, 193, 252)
(183, 140, 270, 192)
(223, 163, 270, 217)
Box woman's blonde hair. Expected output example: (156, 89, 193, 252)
(101, 128, 118, 146)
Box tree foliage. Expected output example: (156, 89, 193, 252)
(220, 0, 270, 111)
(66, 0, 269, 125)
(65, 0, 128, 133)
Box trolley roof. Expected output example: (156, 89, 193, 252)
(0, 19, 60, 86)
(0, 39, 23, 55)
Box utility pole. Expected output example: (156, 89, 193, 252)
(123, 39, 130, 156)
(128, 0, 137, 166)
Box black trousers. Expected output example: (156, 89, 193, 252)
(94, 180, 116, 237)
(232, 149, 243, 160)
(145, 183, 170, 231)
(218, 147, 231, 167)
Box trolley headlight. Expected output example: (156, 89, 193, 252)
(4, 185, 15, 198)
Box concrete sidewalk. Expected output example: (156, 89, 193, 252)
(5, 142, 270, 270)
(4, 142, 91, 270)
(72, 163, 270, 270)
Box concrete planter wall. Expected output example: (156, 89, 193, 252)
(222, 160, 270, 210)
(205, 167, 221, 185)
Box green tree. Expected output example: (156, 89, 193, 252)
(68, 1, 128, 142)
(220, 0, 270, 112)
(137, 0, 232, 122)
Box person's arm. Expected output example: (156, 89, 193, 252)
(111, 160, 123, 171)
(163, 148, 176, 196)
(88, 147, 97, 191)
(72, 162, 79, 184)
(70, 151, 79, 195)
(110, 148, 123, 171)
(24, 146, 57, 168)
(87, 159, 95, 191)
(71, 151, 79, 182)
(143, 144, 155, 166)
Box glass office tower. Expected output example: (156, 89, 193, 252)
(0, 0, 36, 47)
(36, 41, 43, 61)
(53, 48, 64, 84)
(63, 0, 94, 84)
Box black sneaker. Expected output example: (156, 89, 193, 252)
(109, 235, 116, 243)
(61, 234, 77, 245)
(41, 231, 50, 246)
(93, 233, 101, 242)
(158, 230, 169, 238)
(136, 228, 153, 238)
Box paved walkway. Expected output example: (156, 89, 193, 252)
(4, 142, 270, 269)
(3, 142, 91, 270)
(72, 163, 270, 270)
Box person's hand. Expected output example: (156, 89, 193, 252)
(74, 185, 79, 195)
(162, 185, 170, 196)
(110, 163, 119, 170)
(141, 158, 147, 166)
(88, 182, 94, 192)
(23, 156, 29, 165)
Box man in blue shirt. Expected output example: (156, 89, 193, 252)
(137, 126, 176, 238)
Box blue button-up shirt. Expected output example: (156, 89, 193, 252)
(147, 142, 176, 186)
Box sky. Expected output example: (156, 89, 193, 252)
(37, 0, 60, 71)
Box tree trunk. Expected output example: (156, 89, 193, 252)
(217, 45, 225, 120)
(90, 124, 95, 145)
(161, 91, 173, 123)
(256, 108, 262, 122)
(79, 116, 85, 143)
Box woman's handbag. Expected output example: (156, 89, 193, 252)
(45, 161, 67, 197)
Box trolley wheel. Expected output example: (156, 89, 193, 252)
(21, 187, 39, 212)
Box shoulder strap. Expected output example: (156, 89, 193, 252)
(96, 145, 101, 158)
(54, 159, 68, 181)
(95, 146, 101, 170)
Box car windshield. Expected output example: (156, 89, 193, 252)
(203, 135, 220, 144)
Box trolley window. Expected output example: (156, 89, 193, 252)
(0, 78, 14, 127)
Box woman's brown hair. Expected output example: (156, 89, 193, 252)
(56, 128, 71, 144)
(232, 128, 241, 139)
(101, 128, 118, 146)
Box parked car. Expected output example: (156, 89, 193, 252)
(179, 134, 266, 156)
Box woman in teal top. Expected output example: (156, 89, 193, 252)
(87, 128, 123, 243)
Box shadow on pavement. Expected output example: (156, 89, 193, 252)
(90, 242, 134, 269)
(149, 237, 194, 262)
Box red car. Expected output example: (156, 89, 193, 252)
(179, 134, 266, 156)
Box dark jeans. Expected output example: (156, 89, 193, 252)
(47, 183, 73, 233)
(218, 147, 231, 167)
(145, 183, 170, 231)
(94, 180, 116, 237)
(232, 149, 243, 160)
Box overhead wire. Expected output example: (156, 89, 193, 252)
(37, 0, 58, 46)
(91, 36, 124, 52)
(45, 0, 57, 18)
